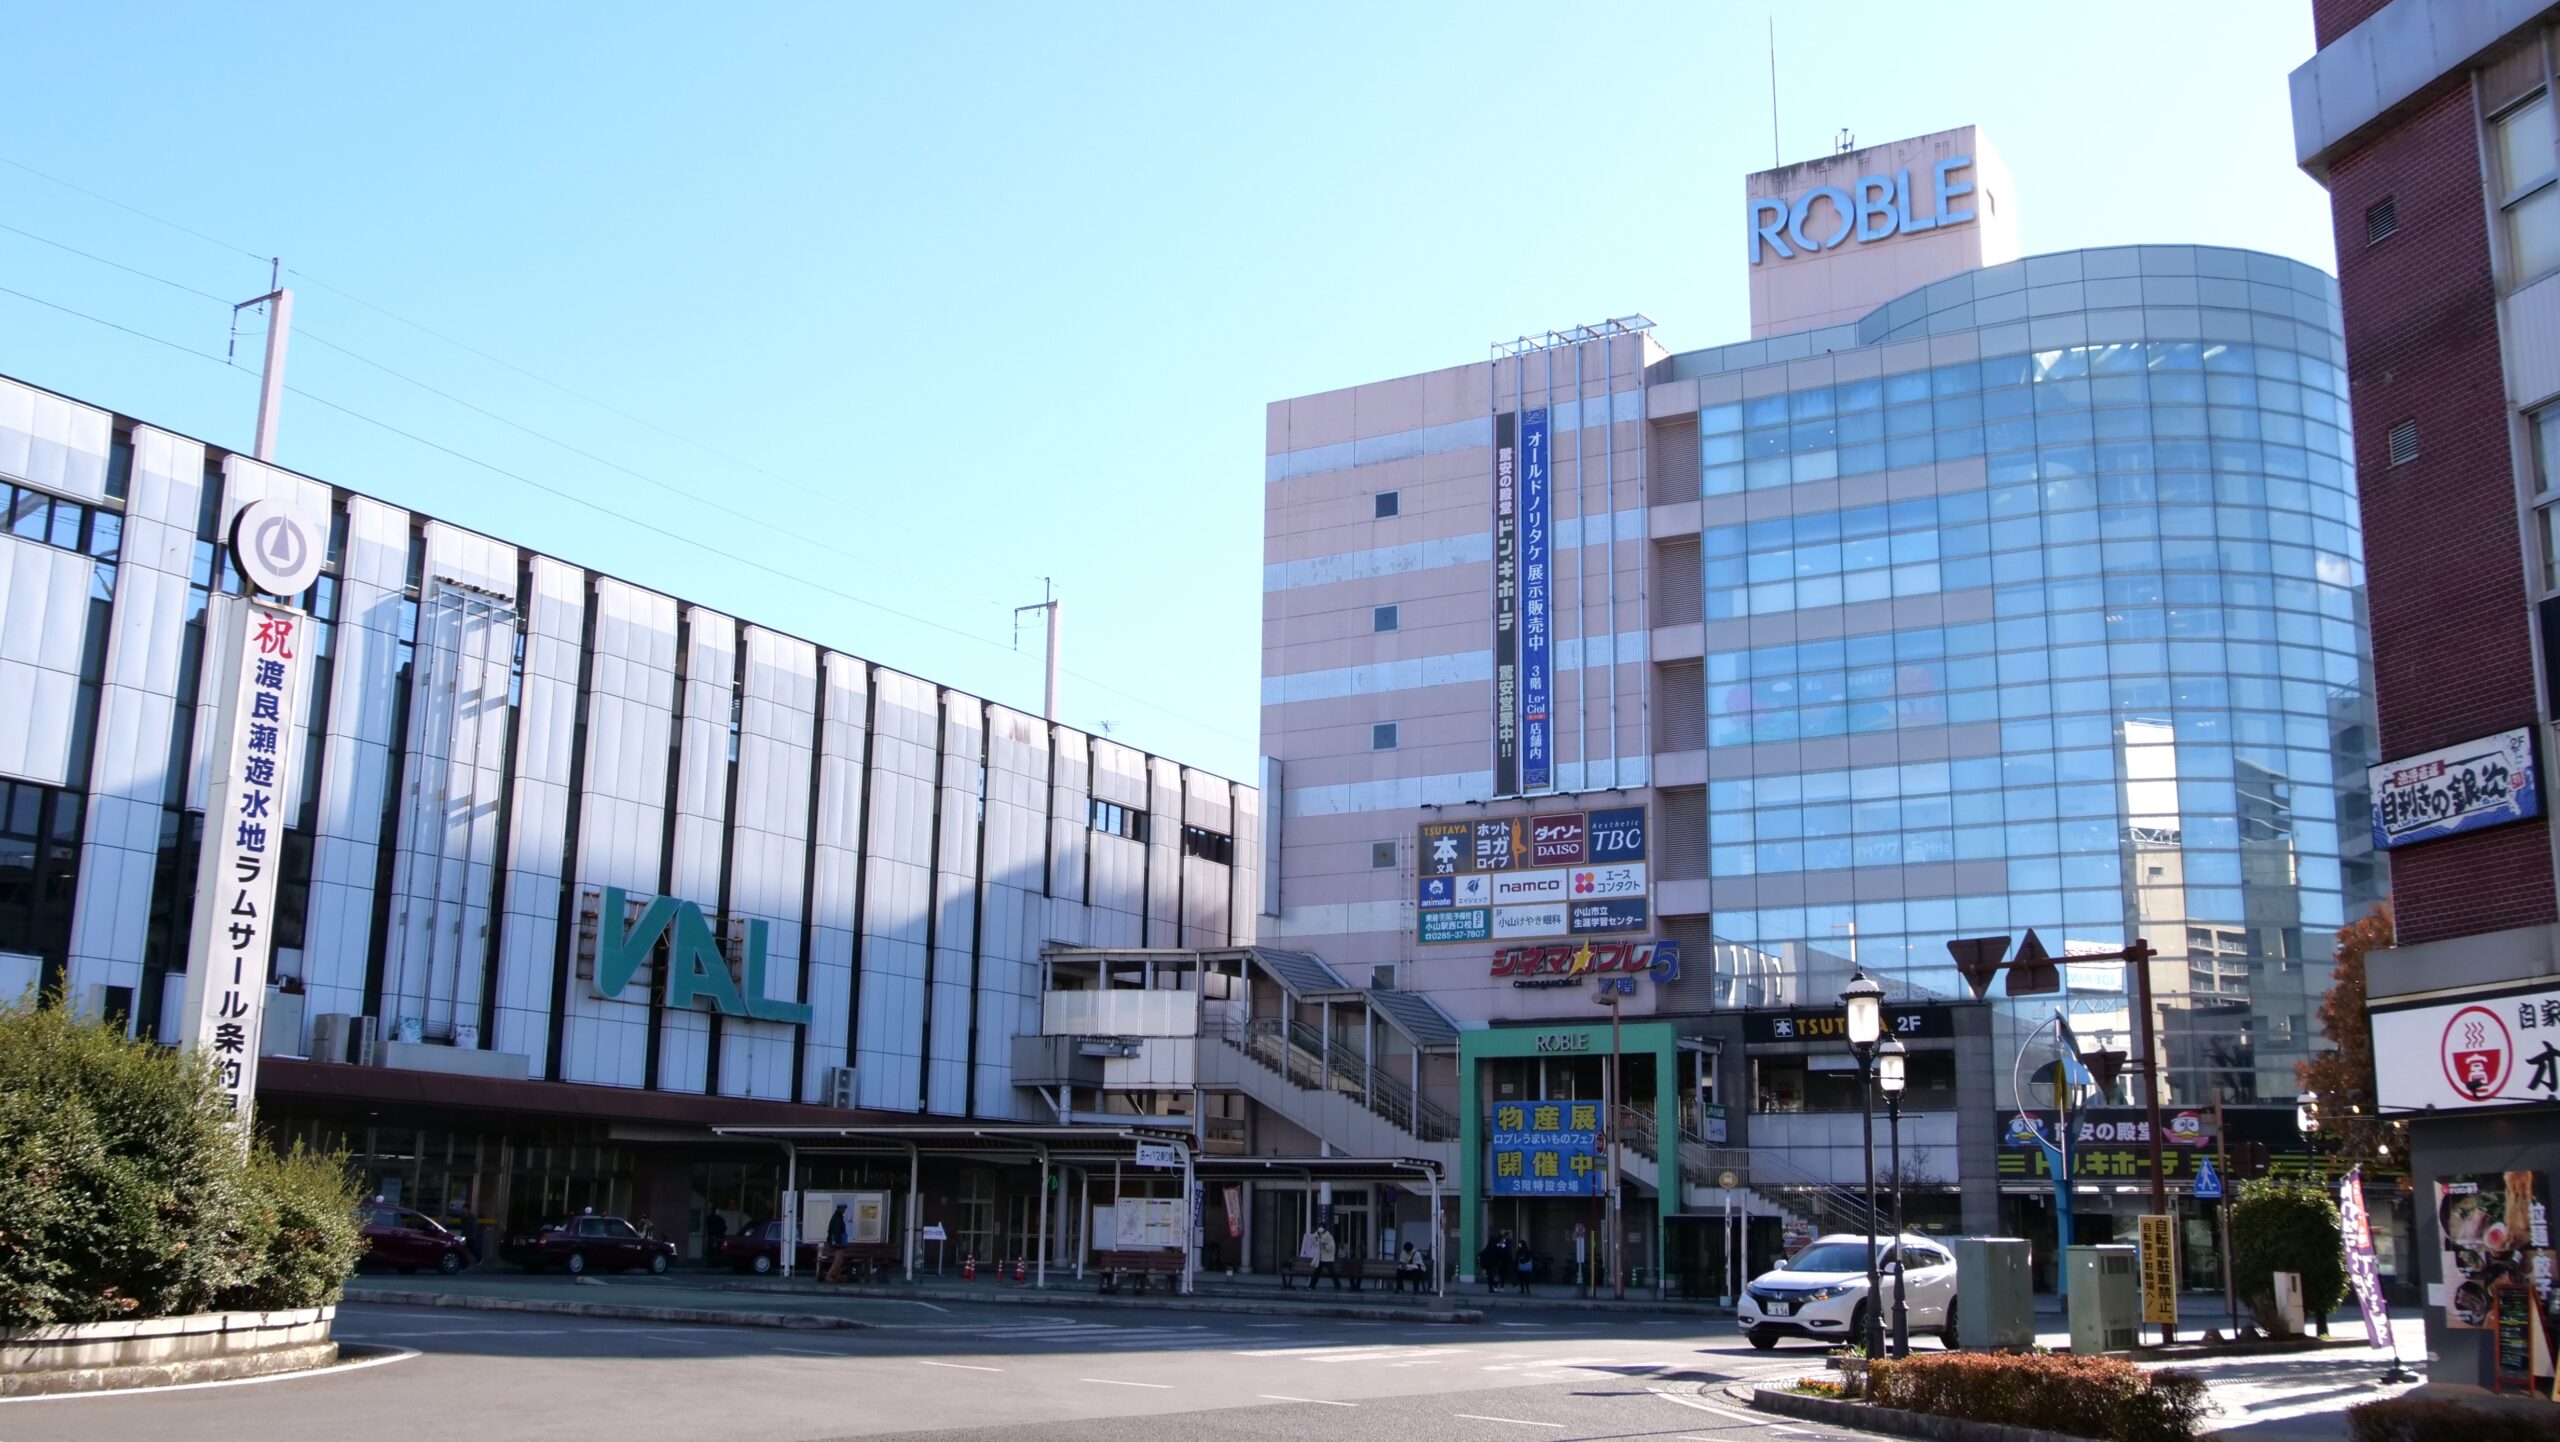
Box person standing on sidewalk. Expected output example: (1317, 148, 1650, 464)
(1312, 1224, 1342, 1290)
(1480, 1232, 1510, 1294)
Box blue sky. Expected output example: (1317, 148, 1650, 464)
(0, 3, 2332, 780)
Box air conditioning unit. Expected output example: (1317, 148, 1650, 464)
(310, 1014, 379, 1067)
(824, 1066, 857, 1109)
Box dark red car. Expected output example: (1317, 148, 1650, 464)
(717, 1219, 819, 1275)
(501, 1214, 677, 1276)
(359, 1205, 472, 1275)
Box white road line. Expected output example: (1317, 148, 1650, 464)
(1452, 1414, 1565, 1428)
(773, 1347, 842, 1356)
(349, 1327, 570, 1339)
(917, 1360, 1003, 1372)
(1259, 1394, 1359, 1406)
(0, 1347, 421, 1404)
(1082, 1378, 1173, 1388)
(1646, 1386, 1774, 1429)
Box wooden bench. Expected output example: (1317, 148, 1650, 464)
(1278, 1256, 1412, 1293)
(1091, 1249, 1184, 1294)
(816, 1242, 899, 1284)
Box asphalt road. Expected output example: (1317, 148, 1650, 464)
(0, 1299, 1853, 1442)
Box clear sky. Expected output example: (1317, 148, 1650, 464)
(0, 2, 2333, 781)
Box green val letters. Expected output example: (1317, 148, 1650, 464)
(591, 885, 811, 1025)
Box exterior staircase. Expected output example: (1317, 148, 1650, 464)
(1198, 1013, 1459, 1168)
(1612, 1101, 1879, 1239)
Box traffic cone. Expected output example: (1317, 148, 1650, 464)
(963, 1251, 976, 1282)
(1014, 1256, 1027, 1285)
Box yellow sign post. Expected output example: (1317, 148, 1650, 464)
(2139, 1213, 2179, 1328)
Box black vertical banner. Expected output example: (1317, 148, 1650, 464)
(1492, 411, 1520, 795)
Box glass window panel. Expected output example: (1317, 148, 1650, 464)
(1745, 394, 1790, 427)
(2511, 181, 2560, 281)
(2494, 91, 2558, 196)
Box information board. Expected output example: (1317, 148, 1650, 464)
(2139, 1213, 2178, 1327)
(1416, 807, 1647, 944)
(1487, 1101, 1604, 1197)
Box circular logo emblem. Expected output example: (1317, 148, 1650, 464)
(1717, 1169, 1739, 1190)
(2439, 1005, 2513, 1101)
(230, 499, 322, 597)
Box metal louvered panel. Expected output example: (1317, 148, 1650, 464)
(1648, 418, 1701, 505)
(1658, 785, 1709, 881)
(1657, 659, 1705, 754)
(1654, 537, 1702, 627)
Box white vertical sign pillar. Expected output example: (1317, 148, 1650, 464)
(179, 597, 308, 1130)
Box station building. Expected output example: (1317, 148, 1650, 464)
(1258, 125, 2389, 1292)
(0, 377, 1258, 1265)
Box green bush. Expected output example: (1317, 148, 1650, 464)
(1866, 1352, 2214, 1442)
(0, 999, 363, 1327)
(2229, 1179, 2348, 1333)
(2349, 1398, 2560, 1441)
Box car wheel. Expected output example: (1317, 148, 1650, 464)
(1850, 1303, 1873, 1354)
(648, 1253, 669, 1275)
(565, 1250, 588, 1276)
(1748, 1330, 1778, 1351)
(437, 1250, 466, 1276)
(752, 1253, 773, 1276)
(1940, 1297, 1960, 1351)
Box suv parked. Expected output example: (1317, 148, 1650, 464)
(502, 1213, 677, 1276)
(1736, 1233, 1960, 1351)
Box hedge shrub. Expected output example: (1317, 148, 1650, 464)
(1866, 1352, 2214, 1442)
(2349, 1399, 2560, 1442)
(2229, 1178, 2348, 1333)
(0, 999, 364, 1327)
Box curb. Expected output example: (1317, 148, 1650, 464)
(704, 1280, 1486, 1326)
(1744, 1383, 2109, 1442)
(342, 1288, 873, 1332)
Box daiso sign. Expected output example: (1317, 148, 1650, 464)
(1748, 155, 1976, 264)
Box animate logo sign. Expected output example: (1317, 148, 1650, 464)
(584, 885, 811, 1024)
(1747, 155, 1976, 265)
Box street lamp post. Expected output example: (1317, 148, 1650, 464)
(2297, 1091, 2325, 1337)
(1841, 970, 1885, 1361)
(1879, 1032, 1909, 1358)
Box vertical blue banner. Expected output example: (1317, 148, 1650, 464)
(1520, 408, 1552, 792)
(1491, 412, 1520, 796)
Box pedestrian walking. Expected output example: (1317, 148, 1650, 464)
(1515, 1241, 1536, 1297)
(1480, 1233, 1510, 1294)
(1313, 1224, 1342, 1290)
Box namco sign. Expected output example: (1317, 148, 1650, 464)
(1748, 155, 1977, 265)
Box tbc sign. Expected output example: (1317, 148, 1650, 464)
(1748, 155, 1977, 264)
(586, 885, 811, 1024)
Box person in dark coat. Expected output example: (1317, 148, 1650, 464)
(1480, 1232, 1512, 1294)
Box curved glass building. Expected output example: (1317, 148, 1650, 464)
(1675, 242, 2381, 1108)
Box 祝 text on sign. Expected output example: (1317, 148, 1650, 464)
(2367, 727, 2540, 850)
(180, 599, 309, 1128)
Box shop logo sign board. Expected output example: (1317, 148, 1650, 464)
(2370, 984, 2560, 1112)
(1415, 807, 1647, 944)
(2369, 727, 2540, 850)
(1748, 155, 1977, 264)
(584, 885, 811, 1024)
(1490, 939, 1681, 990)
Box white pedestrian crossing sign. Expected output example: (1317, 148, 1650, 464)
(2193, 1157, 2222, 1200)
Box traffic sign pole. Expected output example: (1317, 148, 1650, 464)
(2215, 1100, 2235, 1335)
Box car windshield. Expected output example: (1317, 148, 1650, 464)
(1781, 1243, 1874, 1274)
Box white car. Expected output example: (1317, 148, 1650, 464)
(1737, 1233, 1960, 1351)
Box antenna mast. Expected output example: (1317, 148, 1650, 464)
(1013, 579, 1061, 720)
(229, 257, 294, 462)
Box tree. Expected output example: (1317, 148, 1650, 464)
(2295, 904, 2397, 1171)
(2230, 1179, 2348, 1333)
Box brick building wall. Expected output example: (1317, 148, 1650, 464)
(2325, 81, 2557, 945)
(2314, 0, 2394, 47)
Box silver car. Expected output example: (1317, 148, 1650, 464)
(1736, 1233, 1960, 1351)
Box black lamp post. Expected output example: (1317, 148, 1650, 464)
(1879, 1031, 1909, 1357)
(1841, 969, 1885, 1360)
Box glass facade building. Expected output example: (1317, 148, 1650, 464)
(1673, 245, 2382, 1108)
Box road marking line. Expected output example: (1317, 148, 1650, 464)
(917, 1360, 1003, 1372)
(1453, 1414, 1565, 1428)
(1259, 1394, 1358, 1407)
(1082, 1378, 1173, 1388)
(0, 1347, 421, 1404)
(1646, 1386, 1770, 1428)
(773, 1347, 842, 1356)
(349, 1327, 570, 1338)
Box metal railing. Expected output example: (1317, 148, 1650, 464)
(1221, 1016, 1459, 1143)
(1663, 1115, 1880, 1237)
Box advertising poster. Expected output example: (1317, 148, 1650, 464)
(2139, 1213, 2178, 1327)
(2369, 726, 2540, 849)
(1415, 807, 1648, 944)
(1519, 407, 1552, 792)
(2436, 1171, 2557, 1378)
(1488, 1101, 1603, 1197)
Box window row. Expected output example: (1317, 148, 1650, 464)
(1707, 664, 2361, 749)
(1697, 343, 2345, 436)
(1701, 428, 2352, 499)
(1705, 718, 2350, 810)
(1088, 798, 1147, 842)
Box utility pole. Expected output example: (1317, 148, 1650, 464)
(1014, 580, 1061, 720)
(231, 260, 293, 462)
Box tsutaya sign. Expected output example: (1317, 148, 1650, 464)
(1748, 155, 1977, 264)
(584, 885, 811, 1024)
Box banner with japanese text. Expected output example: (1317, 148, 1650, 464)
(179, 598, 308, 1129)
(1488, 1100, 1603, 1197)
(1491, 411, 1520, 795)
(2337, 1168, 2392, 1348)
(1518, 407, 1552, 792)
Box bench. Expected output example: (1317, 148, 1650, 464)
(816, 1242, 899, 1284)
(1278, 1256, 1418, 1293)
(1091, 1249, 1183, 1294)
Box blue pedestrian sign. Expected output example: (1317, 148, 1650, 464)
(2193, 1157, 2223, 1200)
